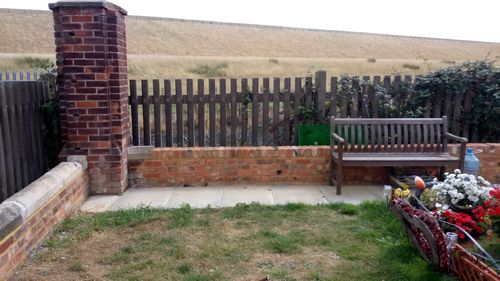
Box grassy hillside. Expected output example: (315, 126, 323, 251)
(1, 8, 499, 79)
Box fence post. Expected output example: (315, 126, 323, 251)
(49, 1, 130, 194)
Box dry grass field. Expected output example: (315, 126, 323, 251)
(1, 8, 499, 79)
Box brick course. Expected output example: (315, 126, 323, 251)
(50, 1, 130, 194)
(129, 144, 500, 187)
(0, 169, 89, 280)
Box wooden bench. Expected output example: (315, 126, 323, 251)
(329, 116, 468, 195)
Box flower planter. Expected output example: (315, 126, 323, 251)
(297, 124, 366, 146)
(297, 124, 330, 146)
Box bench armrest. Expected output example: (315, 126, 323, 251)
(331, 133, 345, 144)
(444, 132, 468, 143)
(330, 132, 345, 160)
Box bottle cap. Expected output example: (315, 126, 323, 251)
(466, 148, 473, 154)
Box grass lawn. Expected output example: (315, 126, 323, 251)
(12, 201, 456, 281)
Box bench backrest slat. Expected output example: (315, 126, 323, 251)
(331, 117, 447, 153)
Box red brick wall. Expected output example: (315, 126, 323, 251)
(0, 170, 89, 279)
(50, 1, 130, 194)
(128, 144, 500, 187)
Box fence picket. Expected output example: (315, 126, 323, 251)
(176, 79, 183, 147)
(153, 79, 161, 147)
(315, 71, 326, 119)
(230, 79, 237, 146)
(198, 79, 205, 147)
(251, 78, 259, 146)
(141, 80, 150, 145)
(129, 80, 139, 145)
(293, 78, 302, 145)
(351, 77, 359, 118)
(187, 79, 194, 147)
(241, 78, 248, 146)
(0, 84, 8, 201)
(209, 79, 216, 146)
(273, 78, 280, 145)
(164, 80, 173, 147)
(330, 77, 337, 118)
(283, 78, 291, 145)
(220, 79, 227, 146)
(262, 78, 270, 145)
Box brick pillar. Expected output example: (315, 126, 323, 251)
(49, 1, 130, 194)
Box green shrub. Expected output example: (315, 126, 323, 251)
(367, 58, 377, 63)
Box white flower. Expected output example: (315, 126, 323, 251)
(454, 169, 461, 174)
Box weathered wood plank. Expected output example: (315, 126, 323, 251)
(273, 78, 280, 145)
(164, 80, 173, 147)
(241, 78, 249, 146)
(305, 76, 312, 109)
(219, 79, 227, 146)
(251, 78, 259, 146)
(141, 80, 150, 145)
(20, 82, 33, 185)
(315, 71, 326, 119)
(153, 79, 161, 147)
(351, 77, 359, 118)
(230, 79, 237, 146)
(361, 76, 370, 117)
(209, 79, 216, 146)
(198, 79, 205, 147)
(262, 78, 270, 146)
(175, 79, 183, 147)
(129, 80, 139, 145)
(283, 78, 291, 145)
(451, 91, 465, 136)
(330, 77, 338, 118)
(372, 76, 381, 118)
(0, 83, 9, 200)
(462, 90, 473, 139)
(186, 79, 195, 147)
(293, 78, 302, 145)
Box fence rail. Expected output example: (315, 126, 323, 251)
(129, 71, 479, 148)
(0, 70, 41, 81)
(0, 81, 50, 202)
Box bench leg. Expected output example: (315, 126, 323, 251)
(439, 166, 446, 181)
(336, 163, 343, 196)
(329, 158, 343, 195)
(329, 158, 335, 186)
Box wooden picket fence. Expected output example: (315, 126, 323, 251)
(0, 70, 41, 81)
(0, 81, 50, 202)
(129, 71, 479, 147)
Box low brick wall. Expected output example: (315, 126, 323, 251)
(0, 161, 89, 279)
(128, 144, 500, 188)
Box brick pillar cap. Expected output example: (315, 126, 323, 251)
(48, 0, 127, 15)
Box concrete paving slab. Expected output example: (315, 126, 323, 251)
(109, 188, 174, 210)
(319, 185, 384, 204)
(80, 185, 386, 212)
(165, 187, 222, 208)
(220, 186, 274, 207)
(81, 195, 120, 212)
(270, 185, 327, 205)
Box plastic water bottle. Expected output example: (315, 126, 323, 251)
(463, 148, 479, 176)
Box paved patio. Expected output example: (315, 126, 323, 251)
(81, 185, 384, 212)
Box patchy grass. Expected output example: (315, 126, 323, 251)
(402, 63, 421, 70)
(13, 201, 456, 281)
(188, 62, 228, 77)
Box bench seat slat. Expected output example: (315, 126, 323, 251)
(332, 153, 459, 166)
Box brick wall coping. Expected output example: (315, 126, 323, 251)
(0, 160, 86, 241)
(48, 0, 127, 15)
